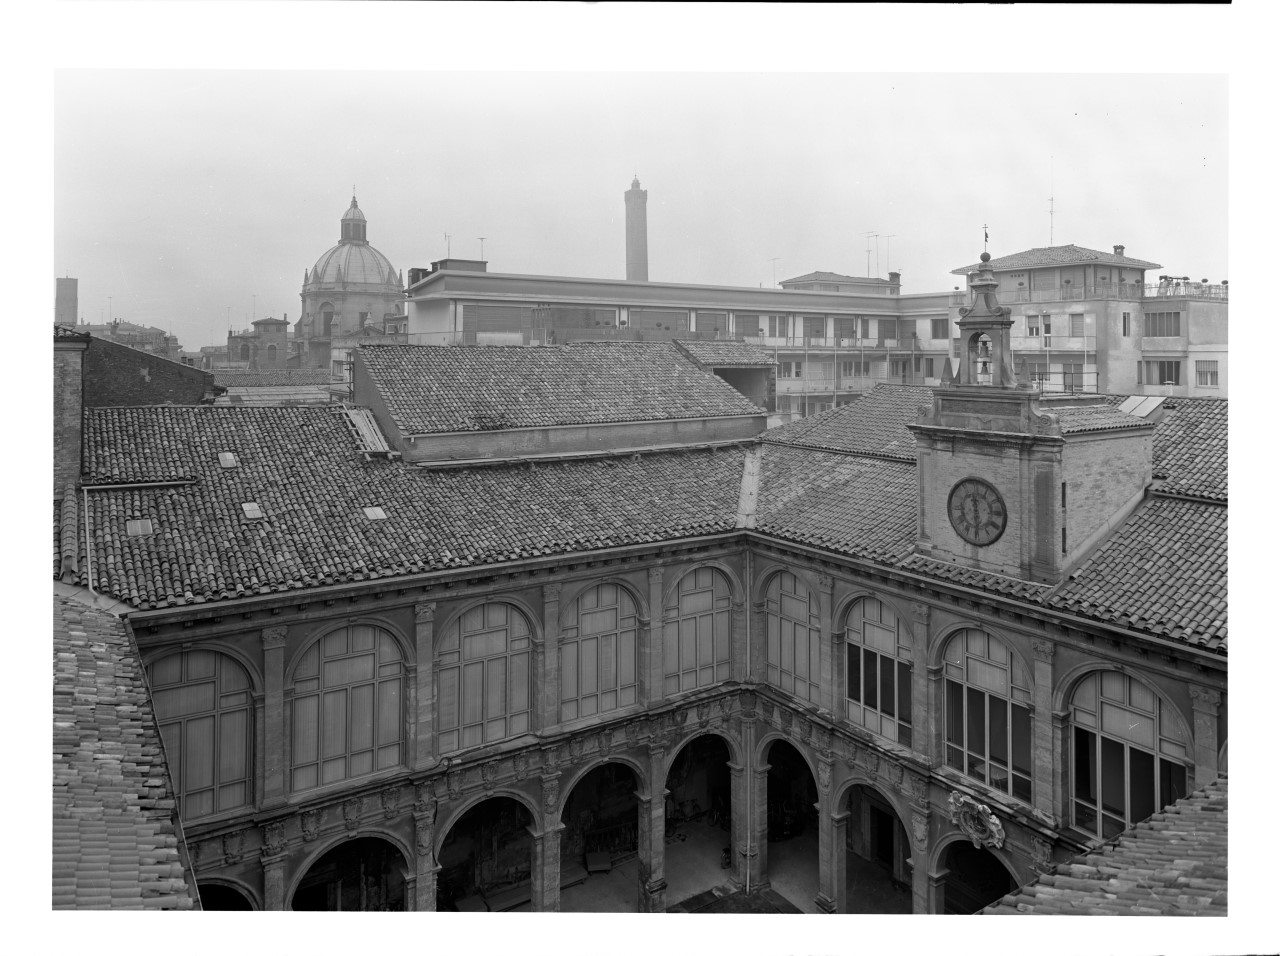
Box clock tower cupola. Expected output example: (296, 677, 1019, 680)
(908, 248, 1154, 584)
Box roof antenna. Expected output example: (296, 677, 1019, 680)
(1048, 156, 1054, 246)
(983, 224, 989, 254)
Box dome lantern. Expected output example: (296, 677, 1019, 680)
(340, 193, 368, 243)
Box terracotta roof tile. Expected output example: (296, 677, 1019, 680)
(52, 592, 195, 910)
(952, 244, 1161, 275)
(986, 778, 1227, 916)
(1054, 403, 1153, 435)
(357, 342, 762, 434)
(674, 340, 778, 367)
(763, 384, 931, 460)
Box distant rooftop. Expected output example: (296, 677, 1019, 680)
(952, 244, 1161, 275)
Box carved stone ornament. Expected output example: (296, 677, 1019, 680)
(446, 770, 462, 801)
(778, 707, 793, 735)
(910, 773, 929, 805)
(817, 760, 832, 794)
(481, 761, 496, 792)
(863, 750, 879, 776)
(696, 701, 711, 727)
(381, 787, 400, 820)
(759, 697, 774, 723)
(911, 812, 929, 850)
(222, 831, 243, 864)
(947, 791, 1005, 849)
(908, 601, 930, 625)
(648, 566, 665, 584)
(598, 730, 613, 757)
(543, 582, 562, 604)
(816, 724, 833, 757)
(542, 776, 560, 814)
(414, 782, 434, 815)
(261, 821, 287, 856)
(817, 572, 833, 590)
(342, 797, 363, 831)
(1031, 638, 1055, 662)
(415, 602, 436, 624)
(891, 763, 905, 789)
(1030, 836, 1053, 874)
(188, 840, 204, 867)
(511, 752, 528, 781)
(415, 820, 435, 858)
(569, 736, 584, 763)
(624, 721, 640, 747)
(739, 689, 757, 718)
(262, 625, 288, 649)
(301, 809, 321, 842)
(1189, 685, 1222, 708)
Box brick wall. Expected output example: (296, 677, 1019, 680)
(83, 337, 217, 407)
(54, 338, 87, 495)
(1062, 430, 1151, 553)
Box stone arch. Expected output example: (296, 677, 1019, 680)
(833, 589, 919, 644)
(196, 876, 260, 911)
(929, 620, 1034, 685)
(556, 756, 650, 815)
(433, 596, 543, 654)
(931, 832, 1023, 912)
(144, 640, 264, 697)
(1052, 662, 1195, 746)
(285, 829, 413, 910)
(751, 559, 821, 606)
(434, 788, 542, 857)
(753, 730, 820, 781)
(662, 728, 744, 778)
(660, 558, 745, 610)
(832, 774, 914, 832)
(286, 616, 414, 678)
(558, 577, 650, 629)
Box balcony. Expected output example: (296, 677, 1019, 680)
(1145, 281, 1228, 301)
(745, 335, 945, 351)
(998, 283, 1145, 303)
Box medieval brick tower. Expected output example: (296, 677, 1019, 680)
(625, 177, 649, 282)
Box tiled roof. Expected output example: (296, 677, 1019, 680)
(781, 271, 884, 284)
(756, 445, 919, 563)
(77, 406, 747, 609)
(986, 777, 1227, 916)
(357, 343, 763, 435)
(1054, 403, 1154, 435)
(897, 555, 1054, 602)
(55, 325, 91, 341)
(52, 591, 195, 910)
(1150, 399, 1227, 501)
(213, 369, 340, 387)
(951, 245, 1162, 274)
(674, 340, 778, 367)
(1046, 496, 1227, 652)
(763, 385, 932, 460)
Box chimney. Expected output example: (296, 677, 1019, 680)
(1113, 244, 1125, 257)
(625, 177, 649, 282)
(888, 271, 901, 295)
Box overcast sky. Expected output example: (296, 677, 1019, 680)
(55, 67, 1225, 351)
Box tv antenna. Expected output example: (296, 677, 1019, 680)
(861, 232, 877, 277)
(768, 258, 781, 288)
(444, 233, 452, 258)
(883, 234, 897, 274)
(1049, 155, 1055, 245)
(478, 237, 487, 260)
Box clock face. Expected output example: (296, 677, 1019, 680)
(947, 478, 1007, 546)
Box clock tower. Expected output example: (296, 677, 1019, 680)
(908, 251, 1154, 584)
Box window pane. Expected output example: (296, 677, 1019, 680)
(989, 697, 1008, 766)
(485, 658, 507, 721)
(1100, 736, 1126, 817)
(509, 652, 529, 713)
(462, 662, 484, 726)
(863, 649, 878, 710)
(218, 708, 248, 781)
(945, 680, 964, 745)
(560, 642, 578, 700)
(847, 646, 861, 703)
(1011, 705, 1032, 776)
(185, 716, 215, 791)
(618, 631, 636, 685)
(378, 678, 401, 747)
(1074, 726, 1096, 801)
(349, 683, 374, 751)
(1129, 748, 1155, 825)
(438, 667, 459, 729)
(967, 688, 986, 758)
(897, 662, 912, 725)
(581, 638, 598, 695)
(879, 655, 895, 718)
(322, 689, 347, 759)
(1160, 760, 1187, 809)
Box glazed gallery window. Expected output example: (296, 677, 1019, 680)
(764, 572, 821, 703)
(1143, 311, 1181, 337)
(845, 598, 913, 748)
(561, 584, 639, 722)
(291, 626, 404, 791)
(438, 604, 532, 753)
(1141, 360, 1181, 387)
(149, 649, 253, 819)
(663, 567, 732, 695)
(944, 630, 1033, 801)
(1071, 672, 1189, 841)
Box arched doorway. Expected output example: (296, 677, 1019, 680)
(664, 734, 733, 905)
(436, 797, 534, 912)
(941, 841, 1015, 914)
(843, 785, 911, 914)
(291, 837, 407, 911)
(559, 763, 641, 912)
(764, 739, 818, 911)
(198, 882, 254, 910)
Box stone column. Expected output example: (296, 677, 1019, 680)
(927, 865, 949, 915)
(813, 756, 838, 913)
(413, 603, 436, 769)
(638, 745, 668, 911)
(830, 809, 850, 913)
(747, 761, 770, 889)
(540, 584, 562, 732)
(909, 807, 931, 915)
(530, 824, 563, 912)
(1189, 686, 1223, 788)
(731, 597, 749, 683)
(815, 574, 834, 713)
(261, 851, 288, 911)
(645, 567, 665, 705)
(413, 790, 439, 912)
(261, 626, 288, 807)
(1030, 639, 1056, 814)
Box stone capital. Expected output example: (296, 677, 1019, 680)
(816, 572, 833, 590)
(543, 582, 562, 604)
(414, 601, 436, 624)
(1189, 685, 1222, 709)
(908, 601, 931, 625)
(262, 626, 288, 650)
(647, 566, 665, 584)
(1031, 638, 1056, 662)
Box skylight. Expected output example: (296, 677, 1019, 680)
(363, 506, 388, 520)
(218, 452, 239, 468)
(242, 502, 264, 520)
(126, 518, 154, 536)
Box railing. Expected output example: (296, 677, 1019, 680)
(1145, 282, 1227, 300)
(999, 284, 1145, 303)
(744, 335, 946, 350)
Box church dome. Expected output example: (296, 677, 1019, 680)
(304, 194, 402, 292)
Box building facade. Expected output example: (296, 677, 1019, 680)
(54, 256, 1226, 913)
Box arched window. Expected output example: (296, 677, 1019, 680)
(1070, 672, 1189, 840)
(765, 571, 820, 703)
(844, 597, 913, 747)
(148, 649, 253, 819)
(943, 629, 1032, 801)
(561, 584, 638, 721)
(290, 625, 404, 791)
(321, 305, 334, 337)
(238, 342, 250, 362)
(266, 344, 277, 366)
(663, 567, 731, 695)
(438, 603, 531, 753)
